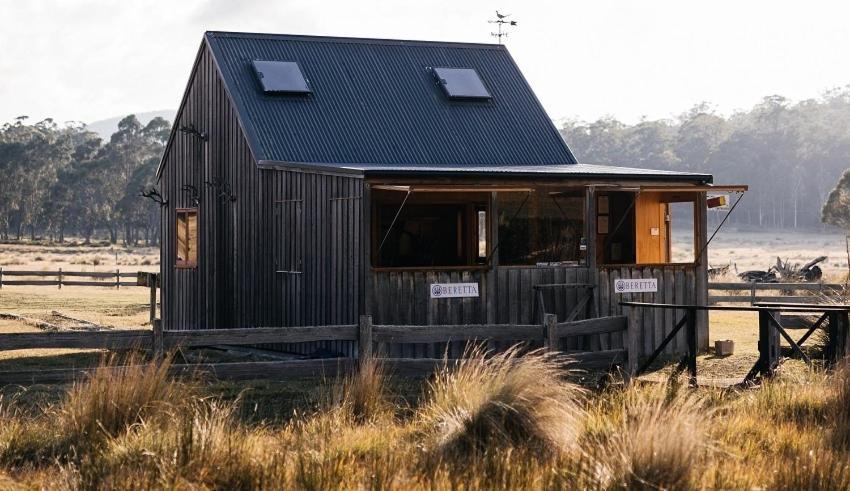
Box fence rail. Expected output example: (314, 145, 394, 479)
(0, 268, 142, 289)
(708, 282, 845, 305)
(0, 314, 633, 385)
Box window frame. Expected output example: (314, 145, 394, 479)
(175, 207, 199, 269)
(596, 190, 702, 267)
(496, 187, 587, 267)
(369, 190, 490, 271)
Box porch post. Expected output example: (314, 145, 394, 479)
(362, 182, 373, 318)
(694, 191, 709, 350)
(585, 186, 598, 314)
(486, 191, 499, 326)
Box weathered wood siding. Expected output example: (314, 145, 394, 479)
(160, 42, 364, 346)
(595, 264, 703, 357)
(369, 266, 601, 356)
(160, 44, 225, 332)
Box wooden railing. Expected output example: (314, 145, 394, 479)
(708, 282, 845, 305)
(0, 268, 142, 288)
(622, 301, 850, 387)
(0, 314, 634, 385)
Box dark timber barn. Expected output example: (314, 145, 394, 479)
(157, 31, 744, 358)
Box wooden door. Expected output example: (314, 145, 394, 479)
(635, 192, 669, 263)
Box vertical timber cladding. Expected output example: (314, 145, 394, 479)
(260, 169, 364, 356)
(161, 42, 261, 331)
(370, 266, 594, 356)
(598, 264, 701, 357)
(160, 44, 223, 331)
(159, 41, 366, 338)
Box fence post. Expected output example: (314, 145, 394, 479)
(757, 309, 780, 378)
(358, 315, 373, 362)
(58, 267, 62, 290)
(544, 314, 558, 351)
(1, 266, 3, 289)
(116, 269, 120, 289)
(685, 307, 697, 387)
(149, 274, 157, 326)
(624, 306, 639, 384)
(152, 319, 163, 361)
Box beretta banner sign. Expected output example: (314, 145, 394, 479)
(613, 278, 658, 294)
(430, 283, 479, 299)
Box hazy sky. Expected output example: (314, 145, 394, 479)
(2, 0, 850, 126)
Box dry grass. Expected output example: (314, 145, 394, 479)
(1, 352, 850, 489)
(417, 345, 584, 460)
(0, 242, 159, 270)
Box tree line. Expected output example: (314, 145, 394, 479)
(0, 115, 168, 245)
(4, 89, 850, 245)
(560, 90, 850, 230)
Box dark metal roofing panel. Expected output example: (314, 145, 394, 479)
(204, 31, 577, 169)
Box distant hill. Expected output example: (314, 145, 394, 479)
(87, 110, 176, 139)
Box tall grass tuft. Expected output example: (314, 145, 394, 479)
(56, 353, 189, 454)
(330, 357, 391, 424)
(417, 345, 585, 459)
(771, 451, 850, 491)
(832, 361, 850, 446)
(598, 385, 710, 491)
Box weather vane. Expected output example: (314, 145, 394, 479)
(488, 11, 517, 44)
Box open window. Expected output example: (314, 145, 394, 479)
(596, 185, 746, 265)
(372, 189, 489, 268)
(498, 188, 585, 265)
(175, 208, 198, 268)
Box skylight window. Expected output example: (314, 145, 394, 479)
(433, 67, 491, 100)
(252, 60, 311, 94)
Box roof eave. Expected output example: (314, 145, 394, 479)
(359, 168, 713, 183)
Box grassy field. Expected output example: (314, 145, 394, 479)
(0, 351, 848, 489)
(673, 226, 849, 278)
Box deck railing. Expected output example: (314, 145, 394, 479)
(708, 282, 845, 305)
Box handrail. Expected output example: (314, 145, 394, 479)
(620, 301, 850, 312)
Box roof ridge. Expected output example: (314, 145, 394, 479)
(204, 31, 506, 50)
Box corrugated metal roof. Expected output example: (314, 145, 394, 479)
(205, 31, 578, 168)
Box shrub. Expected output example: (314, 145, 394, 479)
(417, 345, 585, 459)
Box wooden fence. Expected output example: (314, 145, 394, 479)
(708, 282, 845, 305)
(0, 268, 142, 288)
(0, 314, 634, 385)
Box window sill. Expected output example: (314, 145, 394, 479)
(175, 262, 198, 270)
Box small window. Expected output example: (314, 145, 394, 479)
(433, 67, 491, 100)
(252, 60, 311, 94)
(176, 208, 198, 268)
(478, 209, 487, 258)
